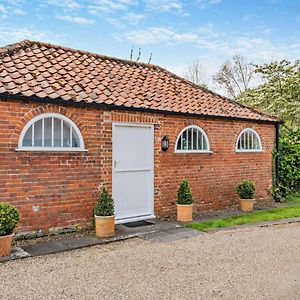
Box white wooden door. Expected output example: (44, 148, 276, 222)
(112, 123, 154, 223)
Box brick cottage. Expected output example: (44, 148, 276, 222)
(0, 40, 280, 234)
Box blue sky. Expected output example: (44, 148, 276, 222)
(0, 0, 300, 90)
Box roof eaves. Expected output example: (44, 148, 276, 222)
(0, 92, 283, 124)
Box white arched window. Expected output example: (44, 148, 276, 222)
(236, 128, 262, 152)
(17, 113, 85, 151)
(175, 125, 210, 153)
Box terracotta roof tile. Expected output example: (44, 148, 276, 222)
(0, 40, 279, 122)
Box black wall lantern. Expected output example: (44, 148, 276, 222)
(161, 135, 169, 152)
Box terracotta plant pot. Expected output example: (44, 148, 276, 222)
(0, 233, 14, 257)
(177, 204, 193, 222)
(239, 199, 255, 212)
(95, 215, 115, 238)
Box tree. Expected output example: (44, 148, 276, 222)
(238, 60, 300, 200)
(239, 60, 300, 127)
(273, 128, 300, 200)
(213, 54, 255, 99)
(183, 59, 208, 87)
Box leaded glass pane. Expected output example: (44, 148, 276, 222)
(44, 117, 52, 147)
(63, 121, 71, 147)
(34, 119, 43, 147)
(22, 125, 32, 146)
(72, 129, 80, 148)
(54, 118, 61, 147)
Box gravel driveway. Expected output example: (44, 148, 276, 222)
(1, 223, 299, 300)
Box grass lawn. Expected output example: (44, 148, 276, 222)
(187, 205, 300, 232)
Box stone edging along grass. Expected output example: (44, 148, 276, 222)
(187, 205, 300, 232)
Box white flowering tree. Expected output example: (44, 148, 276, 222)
(239, 60, 300, 128)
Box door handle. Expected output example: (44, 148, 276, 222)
(114, 160, 119, 168)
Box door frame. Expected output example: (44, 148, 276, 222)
(112, 122, 155, 224)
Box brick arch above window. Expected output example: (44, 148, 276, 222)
(17, 112, 86, 152)
(175, 125, 211, 153)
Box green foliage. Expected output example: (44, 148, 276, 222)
(239, 60, 300, 127)
(274, 128, 300, 199)
(94, 187, 114, 217)
(187, 205, 300, 231)
(0, 202, 20, 236)
(177, 179, 193, 205)
(286, 189, 300, 204)
(235, 180, 255, 199)
(234, 59, 300, 201)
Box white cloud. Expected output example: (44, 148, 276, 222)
(242, 14, 256, 22)
(120, 27, 198, 45)
(145, 0, 182, 12)
(106, 12, 145, 29)
(197, 23, 222, 38)
(0, 27, 63, 45)
(47, 0, 81, 10)
(195, 0, 222, 9)
(118, 24, 300, 91)
(0, 4, 8, 14)
(12, 8, 26, 15)
(0, 1, 27, 18)
(119, 23, 224, 48)
(233, 37, 300, 62)
(88, 0, 137, 14)
(56, 15, 94, 24)
(124, 12, 145, 25)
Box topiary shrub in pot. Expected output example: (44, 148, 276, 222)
(0, 202, 20, 257)
(94, 187, 115, 238)
(235, 180, 256, 212)
(177, 179, 193, 222)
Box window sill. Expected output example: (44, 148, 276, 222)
(174, 150, 213, 154)
(15, 148, 88, 152)
(235, 150, 263, 153)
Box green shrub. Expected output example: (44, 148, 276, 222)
(177, 179, 193, 205)
(235, 180, 255, 199)
(0, 202, 20, 236)
(94, 187, 114, 216)
(273, 128, 300, 200)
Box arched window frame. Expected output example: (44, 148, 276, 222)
(174, 125, 211, 153)
(17, 113, 86, 152)
(236, 128, 262, 152)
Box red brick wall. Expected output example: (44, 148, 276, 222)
(0, 98, 275, 233)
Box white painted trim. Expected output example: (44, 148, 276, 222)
(174, 150, 213, 154)
(174, 125, 211, 153)
(112, 122, 155, 222)
(235, 128, 262, 152)
(17, 113, 85, 152)
(15, 147, 88, 152)
(236, 150, 264, 153)
(112, 121, 155, 128)
(115, 168, 152, 173)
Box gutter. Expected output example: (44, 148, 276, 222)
(0, 92, 283, 125)
(275, 122, 280, 186)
